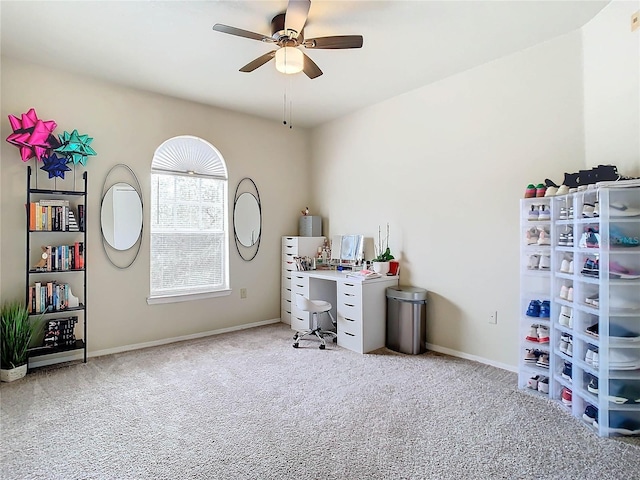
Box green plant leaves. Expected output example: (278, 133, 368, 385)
(1, 301, 41, 369)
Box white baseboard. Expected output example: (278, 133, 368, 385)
(425, 343, 517, 373)
(90, 318, 281, 358)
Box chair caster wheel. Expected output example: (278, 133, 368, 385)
(319, 344, 326, 350)
(293, 343, 299, 348)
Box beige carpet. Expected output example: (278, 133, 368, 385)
(1, 323, 639, 480)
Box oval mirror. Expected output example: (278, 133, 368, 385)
(101, 182, 143, 250)
(234, 192, 261, 247)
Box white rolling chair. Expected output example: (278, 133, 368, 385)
(292, 295, 337, 350)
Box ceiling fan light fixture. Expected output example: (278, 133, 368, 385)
(275, 47, 303, 74)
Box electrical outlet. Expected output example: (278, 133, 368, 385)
(632, 10, 639, 32)
(240, 288, 247, 299)
(488, 311, 497, 324)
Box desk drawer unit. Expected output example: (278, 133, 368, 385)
(290, 273, 310, 331)
(336, 281, 364, 352)
(337, 278, 399, 354)
(280, 236, 324, 326)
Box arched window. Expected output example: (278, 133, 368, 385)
(147, 136, 229, 304)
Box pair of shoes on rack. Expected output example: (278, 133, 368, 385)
(527, 204, 551, 221)
(558, 306, 573, 327)
(559, 285, 574, 302)
(558, 228, 574, 247)
(561, 387, 572, 406)
(524, 184, 547, 198)
(528, 253, 550, 270)
(581, 257, 599, 278)
(525, 324, 550, 343)
(578, 227, 600, 248)
(561, 361, 572, 382)
(526, 300, 550, 318)
(525, 226, 551, 246)
(527, 375, 549, 394)
(585, 345, 599, 368)
(559, 333, 573, 357)
(524, 349, 549, 368)
(583, 405, 598, 424)
(559, 258, 574, 274)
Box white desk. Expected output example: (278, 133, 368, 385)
(289, 270, 399, 354)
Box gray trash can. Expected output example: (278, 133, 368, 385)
(386, 286, 428, 354)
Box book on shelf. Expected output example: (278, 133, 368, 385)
(32, 242, 84, 271)
(28, 281, 79, 313)
(345, 269, 382, 281)
(78, 204, 85, 232)
(28, 200, 73, 231)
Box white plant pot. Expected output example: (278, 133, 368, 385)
(0, 364, 28, 382)
(372, 261, 390, 275)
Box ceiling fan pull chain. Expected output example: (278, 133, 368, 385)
(283, 90, 287, 126)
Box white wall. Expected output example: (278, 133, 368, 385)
(311, 32, 586, 369)
(1, 57, 312, 353)
(583, 0, 640, 176)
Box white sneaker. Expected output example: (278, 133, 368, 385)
(566, 341, 573, 357)
(539, 254, 550, 270)
(526, 325, 539, 342)
(585, 349, 594, 365)
(559, 306, 572, 326)
(567, 287, 574, 302)
(528, 205, 539, 221)
(537, 325, 550, 343)
(537, 228, 551, 245)
(537, 376, 549, 394)
(538, 205, 551, 221)
(560, 285, 568, 299)
(528, 254, 540, 270)
(526, 227, 540, 245)
(560, 259, 570, 273)
(568, 260, 574, 274)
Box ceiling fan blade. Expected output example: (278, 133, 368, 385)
(239, 51, 277, 73)
(304, 35, 364, 49)
(285, 0, 310, 37)
(212, 24, 272, 42)
(301, 52, 323, 79)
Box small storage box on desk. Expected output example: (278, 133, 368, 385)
(25, 165, 88, 369)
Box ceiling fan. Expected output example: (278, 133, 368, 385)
(212, 0, 363, 79)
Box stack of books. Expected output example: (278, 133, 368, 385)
(43, 317, 78, 348)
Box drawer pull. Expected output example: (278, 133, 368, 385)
(296, 284, 304, 288)
(344, 332, 355, 337)
(345, 283, 355, 287)
(345, 303, 355, 307)
(344, 317, 355, 322)
(345, 293, 355, 297)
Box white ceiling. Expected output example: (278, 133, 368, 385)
(1, 1, 608, 128)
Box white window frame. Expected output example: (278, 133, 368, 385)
(147, 136, 230, 305)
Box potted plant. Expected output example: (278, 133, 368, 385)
(372, 223, 394, 274)
(1, 300, 40, 382)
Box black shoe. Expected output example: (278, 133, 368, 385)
(578, 169, 596, 186)
(594, 164, 620, 182)
(545, 178, 559, 188)
(563, 172, 579, 188)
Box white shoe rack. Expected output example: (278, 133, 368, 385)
(518, 197, 553, 397)
(520, 184, 640, 437)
